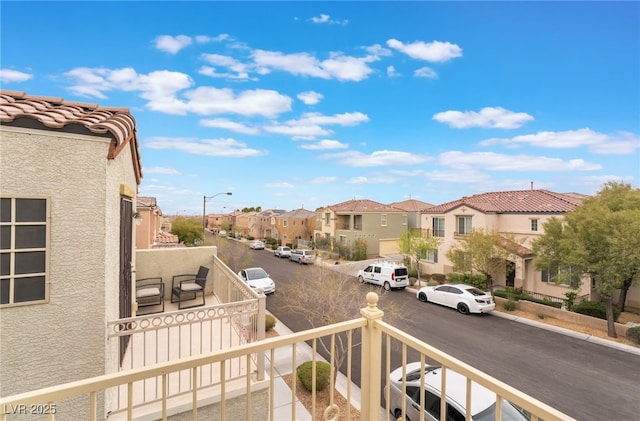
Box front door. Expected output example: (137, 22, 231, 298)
(506, 261, 516, 288)
(119, 198, 133, 364)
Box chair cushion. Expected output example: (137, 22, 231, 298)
(137, 287, 161, 298)
(180, 283, 203, 292)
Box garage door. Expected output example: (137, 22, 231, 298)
(379, 239, 399, 256)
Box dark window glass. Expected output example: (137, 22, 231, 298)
(0, 279, 9, 304)
(395, 268, 408, 277)
(15, 199, 46, 222)
(374, 267, 381, 273)
(0, 252, 9, 276)
(0, 226, 10, 249)
(14, 276, 45, 302)
(0, 198, 11, 222)
(15, 251, 46, 274)
(15, 225, 46, 249)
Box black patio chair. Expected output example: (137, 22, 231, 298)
(135, 277, 165, 315)
(170, 266, 209, 310)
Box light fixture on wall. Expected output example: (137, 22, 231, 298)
(133, 212, 143, 226)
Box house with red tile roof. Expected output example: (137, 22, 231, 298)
(314, 199, 408, 258)
(419, 188, 591, 300)
(136, 196, 180, 249)
(0, 90, 142, 415)
(389, 198, 434, 229)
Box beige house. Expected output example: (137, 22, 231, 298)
(0, 90, 142, 415)
(275, 208, 316, 246)
(135, 196, 180, 248)
(234, 211, 256, 238)
(255, 209, 286, 239)
(389, 198, 434, 229)
(314, 199, 407, 258)
(419, 189, 594, 301)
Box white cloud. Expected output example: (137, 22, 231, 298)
(414, 67, 437, 79)
(265, 182, 294, 188)
(155, 35, 192, 54)
(387, 66, 400, 78)
(200, 53, 252, 80)
(323, 150, 432, 167)
(300, 140, 349, 150)
(364, 44, 393, 57)
(251, 49, 375, 82)
(263, 124, 332, 139)
(309, 14, 348, 25)
(295, 111, 370, 126)
(265, 111, 369, 140)
(0, 69, 33, 83)
(298, 91, 324, 105)
(145, 136, 267, 158)
(386, 39, 463, 62)
(480, 128, 640, 154)
(433, 107, 534, 129)
(184, 87, 292, 118)
(200, 118, 259, 135)
(309, 176, 338, 184)
(143, 166, 181, 175)
(347, 175, 399, 184)
(439, 151, 602, 171)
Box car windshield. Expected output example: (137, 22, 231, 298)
(246, 268, 268, 280)
(473, 400, 532, 421)
(394, 268, 408, 276)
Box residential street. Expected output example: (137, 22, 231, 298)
(230, 243, 640, 421)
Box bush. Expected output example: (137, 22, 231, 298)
(503, 299, 517, 311)
(447, 273, 488, 290)
(431, 273, 446, 284)
(251, 313, 277, 332)
(408, 277, 418, 286)
(573, 301, 621, 322)
(626, 325, 640, 344)
(246, 235, 255, 241)
(296, 361, 331, 392)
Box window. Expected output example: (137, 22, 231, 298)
(402, 214, 407, 225)
(381, 214, 387, 226)
(283, 220, 288, 227)
(354, 215, 363, 230)
(324, 212, 331, 226)
(374, 266, 382, 274)
(432, 217, 445, 237)
(339, 235, 346, 245)
(531, 219, 538, 231)
(424, 249, 438, 263)
(456, 216, 472, 235)
(1, 198, 49, 306)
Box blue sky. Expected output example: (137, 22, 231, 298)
(2, 1, 639, 215)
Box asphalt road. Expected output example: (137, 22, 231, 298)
(223, 239, 640, 421)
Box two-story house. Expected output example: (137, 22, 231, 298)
(389, 198, 434, 230)
(255, 208, 286, 239)
(136, 196, 179, 249)
(0, 90, 143, 417)
(275, 208, 316, 247)
(314, 199, 407, 258)
(419, 188, 592, 301)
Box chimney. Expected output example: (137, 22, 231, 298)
(530, 181, 534, 190)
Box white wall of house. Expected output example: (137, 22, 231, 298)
(0, 126, 138, 418)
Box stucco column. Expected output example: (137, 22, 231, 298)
(359, 292, 384, 420)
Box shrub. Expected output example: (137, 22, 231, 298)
(503, 299, 517, 311)
(431, 273, 446, 284)
(447, 273, 488, 290)
(251, 313, 277, 332)
(573, 301, 621, 322)
(408, 277, 418, 286)
(626, 325, 640, 344)
(296, 361, 331, 392)
(246, 235, 255, 241)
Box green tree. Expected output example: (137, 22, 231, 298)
(171, 216, 203, 246)
(532, 182, 640, 337)
(446, 229, 517, 295)
(398, 229, 440, 281)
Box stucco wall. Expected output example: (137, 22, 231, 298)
(135, 247, 218, 303)
(0, 127, 117, 418)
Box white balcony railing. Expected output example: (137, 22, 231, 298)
(0, 293, 576, 421)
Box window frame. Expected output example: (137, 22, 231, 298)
(381, 214, 388, 226)
(432, 217, 445, 237)
(456, 215, 472, 235)
(0, 197, 50, 307)
(530, 218, 539, 232)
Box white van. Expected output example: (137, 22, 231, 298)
(357, 261, 409, 290)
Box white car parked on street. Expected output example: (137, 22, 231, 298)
(274, 246, 292, 258)
(356, 261, 408, 290)
(416, 283, 495, 314)
(386, 362, 531, 421)
(237, 267, 275, 294)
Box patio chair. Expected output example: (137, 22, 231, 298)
(171, 266, 209, 310)
(135, 277, 165, 315)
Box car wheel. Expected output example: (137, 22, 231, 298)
(358, 275, 365, 284)
(418, 292, 428, 302)
(383, 282, 391, 291)
(457, 303, 470, 315)
(393, 409, 410, 421)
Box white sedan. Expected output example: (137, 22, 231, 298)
(237, 267, 276, 295)
(416, 283, 495, 314)
(249, 240, 265, 250)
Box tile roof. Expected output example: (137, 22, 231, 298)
(327, 199, 405, 213)
(389, 199, 434, 212)
(0, 90, 142, 184)
(424, 189, 584, 214)
(137, 197, 157, 208)
(278, 208, 315, 219)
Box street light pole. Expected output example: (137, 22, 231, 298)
(203, 192, 232, 235)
